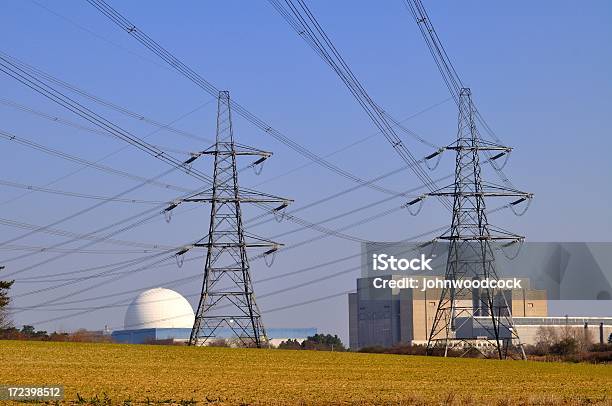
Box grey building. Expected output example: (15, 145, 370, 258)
(348, 276, 416, 350)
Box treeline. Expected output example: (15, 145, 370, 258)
(358, 326, 612, 363)
(0, 269, 111, 344)
(206, 333, 347, 350)
(523, 325, 612, 363)
(0, 325, 111, 343)
(277, 334, 346, 351)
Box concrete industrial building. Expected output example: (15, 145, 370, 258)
(348, 276, 612, 349)
(111, 288, 316, 345)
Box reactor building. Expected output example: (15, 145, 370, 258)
(348, 241, 612, 350)
(111, 287, 316, 346)
(348, 275, 612, 349)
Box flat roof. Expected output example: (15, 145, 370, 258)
(475, 316, 612, 326)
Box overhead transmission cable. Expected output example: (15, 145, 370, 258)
(0, 98, 203, 155)
(0, 121, 403, 280)
(0, 162, 199, 266)
(9, 141, 503, 284)
(25, 201, 521, 326)
(0, 53, 370, 253)
(0, 51, 212, 144)
(0, 245, 166, 255)
(84, 0, 429, 199)
(8, 0, 524, 324)
(0, 129, 191, 193)
(0, 93, 452, 268)
(10, 162, 442, 284)
(12, 191, 440, 305)
(0, 54, 212, 184)
(401, 0, 517, 188)
(27, 205, 515, 327)
(0, 12, 458, 279)
(249, 96, 453, 189)
(18, 221, 446, 323)
(0, 178, 167, 205)
(266, 0, 452, 211)
(0, 216, 172, 250)
(13, 201, 511, 323)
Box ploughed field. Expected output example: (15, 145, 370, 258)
(1, 340, 610, 405)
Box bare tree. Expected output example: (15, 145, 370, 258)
(535, 326, 558, 348)
(0, 266, 14, 330)
(562, 326, 593, 352)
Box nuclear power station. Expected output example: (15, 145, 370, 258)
(0, 0, 609, 368)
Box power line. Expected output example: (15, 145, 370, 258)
(249, 96, 453, 189)
(0, 164, 196, 267)
(0, 111, 447, 276)
(28, 0, 446, 198)
(401, 0, 517, 189)
(0, 9, 468, 326)
(2, 123, 503, 282)
(84, 0, 429, 199)
(0, 51, 213, 144)
(0, 54, 213, 185)
(19, 224, 444, 325)
(0, 244, 167, 255)
(0, 216, 173, 250)
(0, 129, 192, 194)
(10, 164, 440, 284)
(4, 152, 403, 284)
(0, 42, 455, 282)
(28, 0, 173, 73)
(1, 52, 373, 255)
(267, 0, 452, 212)
(0, 98, 203, 155)
(10, 196, 439, 308)
(0, 178, 168, 204)
(11, 203, 514, 326)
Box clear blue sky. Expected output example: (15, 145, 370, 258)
(0, 1, 610, 342)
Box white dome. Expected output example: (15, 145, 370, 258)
(124, 288, 195, 329)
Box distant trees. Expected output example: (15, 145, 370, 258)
(549, 337, 578, 356)
(0, 325, 111, 343)
(523, 325, 612, 363)
(278, 334, 345, 351)
(21, 325, 48, 338)
(0, 325, 50, 340)
(277, 339, 302, 350)
(533, 325, 593, 355)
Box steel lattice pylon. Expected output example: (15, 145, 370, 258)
(187, 91, 290, 347)
(425, 88, 532, 359)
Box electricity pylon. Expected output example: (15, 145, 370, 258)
(424, 88, 532, 359)
(181, 91, 290, 347)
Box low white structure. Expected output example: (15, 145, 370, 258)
(113, 287, 316, 345)
(124, 287, 195, 330)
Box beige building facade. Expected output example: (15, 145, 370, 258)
(347, 275, 611, 350)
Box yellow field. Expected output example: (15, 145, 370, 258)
(0, 340, 610, 405)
